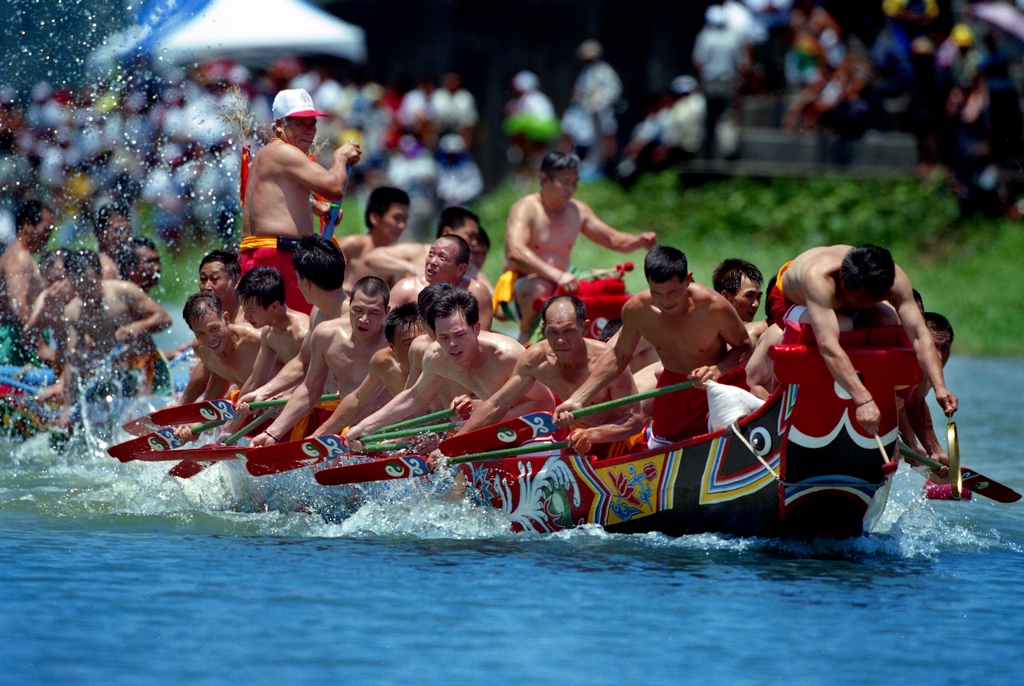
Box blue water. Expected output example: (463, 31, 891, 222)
(2, 357, 1023, 685)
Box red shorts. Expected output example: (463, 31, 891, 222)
(650, 366, 750, 444)
(238, 246, 312, 315)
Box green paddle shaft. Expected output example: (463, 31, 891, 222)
(897, 441, 943, 471)
(360, 442, 412, 453)
(187, 419, 228, 436)
(363, 422, 456, 442)
(448, 441, 570, 466)
(370, 409, 457, 436)
(224, 410, 276, 446)
(248, 393, 339, 411)
(570, 380, 695, 420)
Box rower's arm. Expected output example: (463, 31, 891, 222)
(202, 369, 232, 404)
(4, 253, 44, 328)
(505, 202, 563, 283)
(556, 310, 641, 422)
(177, 354, 210, 405)
(806, 299, 870, 404)
(904, 389, 945, 459)
(693, 301, 753, 386)
(896, 296, 958, 416)
(245, 354, 305, 403)
(279, 142, 360, 201)
(237, 335, 278, 401)
(579, 204, 657, 253)
(458, 357, 540, 434)
(257, 335, 330, 442)
(117, 283, 172, 340)
(469, 281, 493, 331)
(348, 364, 443, 440)
(313, 368, 386, 437)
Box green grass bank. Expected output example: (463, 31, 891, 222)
(147, 172, 1023, 355)
(473, 172, 1024, 356)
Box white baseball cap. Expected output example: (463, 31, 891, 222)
(272, 88, 327, 120)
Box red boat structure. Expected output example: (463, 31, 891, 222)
(450, 324, 922, 538)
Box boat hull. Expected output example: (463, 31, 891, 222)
(459, 328, 921, 539)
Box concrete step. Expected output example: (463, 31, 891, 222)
(737, 127, 917, 170)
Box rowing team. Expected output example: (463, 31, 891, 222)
(157, 234, 955, 484)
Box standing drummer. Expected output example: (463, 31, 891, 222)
(240, 88, 361, 314)
(497, 151, 656, 343)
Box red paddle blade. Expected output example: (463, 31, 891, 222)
(960, 468, 1021, 503)
(107, 428, 182, 462)
(438, 412, 557, 457)
(246, 456, 323, 477)
(133, 445, 251, 462)
(146, 399, 239, 428)
(246, 435, 348, 466)
(314, 455, 430, 486)
(168, 460, 210, 479)
(121, 415, 162, 437)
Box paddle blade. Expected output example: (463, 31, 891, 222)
(438, 412, 557, 457)
(147, 399, 239, 427)
(134, 445, 251, 462)
(247, 434, 348, 463)
(246, 456, 323, 477)
(960, 468, 1021, 503)
(314, 455, 430, 486)
(120, 415, 161, 437)
(168, 460, 210, 479)
(107, 428, 181, 462)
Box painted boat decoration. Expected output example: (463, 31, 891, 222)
(455, 325, 923, 538)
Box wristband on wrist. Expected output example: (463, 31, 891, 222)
(855, 398, 873, 407)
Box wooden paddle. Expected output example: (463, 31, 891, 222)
(165, 410, 278, 479)
(135, 410, 276, 463)
(366, 409, 457, 438)
(107, 419, 227, 462)
(898, 441, 1020, 503)
(437, 412, 558, 457)
(314, 441, 570, 486)
(121, 393, 340, 436)
(436, 380, 694, 458)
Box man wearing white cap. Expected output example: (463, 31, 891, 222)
(240, 88, 361, 314)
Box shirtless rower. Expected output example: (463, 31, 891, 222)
(181, 291, 262, 402)
(346, 289, 554, 450)
(234, 266, 309, 400)
(457, 295, 644, 458)
(367, 206, 492, 288)
(500, 151, 657, 342)
(234, 235, 351, 411)
(336, 186, 413, 291)
(117, 236, 162, 293)
(250, 276, 390, 446)
(240, 88, 361, 314)
(0, 200, 54, 366)
(712, 258, 767, 345)
(748, 244, 957, 436)
(554, 246, 752, 448)
(404, 283, 474, 411)
(312, 302, 424, 437)
(24, 249, 71, 372)
(172, 291, 263, 442)
(900, 312, 954, 481)
(60, 249, 173, 401)
(175, 250, 246, 405)
(92, 204, 133, 281)
(199, 250, 244, 324)
(388, 234, 493, 330)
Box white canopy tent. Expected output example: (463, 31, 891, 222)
(112, 0, 366, 68)
(158, 0, 365, 65)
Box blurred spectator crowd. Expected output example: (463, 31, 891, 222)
(616, 0, 1024, 215)
(3, 0, 1024, 250)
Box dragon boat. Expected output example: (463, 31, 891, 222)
(452, 323, 922, 538)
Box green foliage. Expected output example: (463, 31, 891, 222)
(472, 172, 1023, 355)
